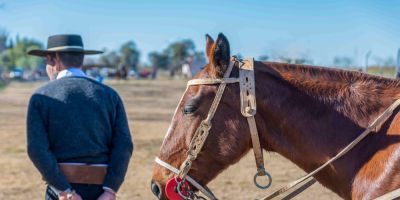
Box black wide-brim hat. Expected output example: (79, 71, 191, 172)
(27, 34, 103, 57)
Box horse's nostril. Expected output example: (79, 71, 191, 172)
(151, 181, 161, 198)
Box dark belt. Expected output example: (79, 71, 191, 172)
(58, 164, 107, 185)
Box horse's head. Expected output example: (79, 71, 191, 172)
(151, 33, 253, 199)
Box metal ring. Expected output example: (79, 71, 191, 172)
(253, 170, 272, 189)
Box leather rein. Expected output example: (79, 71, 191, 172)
(155, 57, 400, 200)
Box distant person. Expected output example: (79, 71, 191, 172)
(140, 68, 150, 79)
(181, 62, 192, 79)
(151, 66, 158, 80)
(120, 65, 128, 80)
(27, 34, 133, 200)
(115, 65, 127, 80)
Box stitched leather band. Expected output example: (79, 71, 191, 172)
(59, 164, 107, 185)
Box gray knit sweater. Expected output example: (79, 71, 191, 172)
(27, 76, 133, 192)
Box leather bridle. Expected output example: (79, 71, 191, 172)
(155, 57, 271, 199)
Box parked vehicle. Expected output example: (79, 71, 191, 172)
(9, 69, 24, 80)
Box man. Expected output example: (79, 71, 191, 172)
(27, 34, 134, 200)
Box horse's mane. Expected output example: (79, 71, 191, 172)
(260, 61, 400, 122)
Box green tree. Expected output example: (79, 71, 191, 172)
(0, 29, 7, 53)
(16, 38, 44, 69)
(98, 51, 120, 68)
(383, 57, 396, 68)
(193, 51, 205, 61)
(293, 58, 312, 64)
(120, 41, 140, 71)
(0, 49, 14, 69)
(0, 37, 44, 70)
(164, 39, 195, 68)
(333, 56, 353, 68)
(277, 56, 313, 64)
(148, 51, 170, 70)
(258, 55, 270, 61)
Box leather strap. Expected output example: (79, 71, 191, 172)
(375, 187, 400, 200)
(248, 116, 265, 176)
(239, 58, 265, 176)
(58, 164, 107, 185)
(187, 78, 239, 86)
(280, 179, 317, 200)
(239, 58, 257, 117)
(178, 59, 236, 179)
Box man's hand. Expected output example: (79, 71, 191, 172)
(97, 191, 116, 200)
(59, 191, 82, 200)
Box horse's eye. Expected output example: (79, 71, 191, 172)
(183, 104, 197, 114)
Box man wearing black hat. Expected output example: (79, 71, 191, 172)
(27, 34, 133, 200)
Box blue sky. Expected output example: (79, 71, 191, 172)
(0, 0, 399, 66)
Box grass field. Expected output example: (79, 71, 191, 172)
(0, 82, 7, 91)
(366, 67, 396, 78)
(0, 79, 340, 200)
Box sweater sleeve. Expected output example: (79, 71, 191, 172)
(27, 94, 71, 191)
(103, 94, 134, 192)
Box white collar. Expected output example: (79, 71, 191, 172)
(56, 68, 87, 79)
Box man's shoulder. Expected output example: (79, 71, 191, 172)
(34, 77, 118, 96)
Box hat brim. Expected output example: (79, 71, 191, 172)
(28, 48, 103, 57)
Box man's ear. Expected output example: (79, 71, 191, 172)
(46, 54, 55, 66)
(209, 33, 230, 77)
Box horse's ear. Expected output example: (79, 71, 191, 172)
(205, 34, 214, 59)
(209, 33, 230, 77)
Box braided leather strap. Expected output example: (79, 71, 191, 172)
(178, 59, 235, 179)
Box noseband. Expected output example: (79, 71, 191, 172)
(155, 57, 271, 200)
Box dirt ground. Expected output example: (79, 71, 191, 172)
(0, 79, 340, 200)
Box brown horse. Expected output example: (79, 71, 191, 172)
(151, 33, 400, 200)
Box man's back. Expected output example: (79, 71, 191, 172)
(28, 76, 123, 164)
(27, 76, 133, 193)
(26, 34, 130, 199)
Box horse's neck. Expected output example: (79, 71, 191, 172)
(254, 62, 400, 197)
